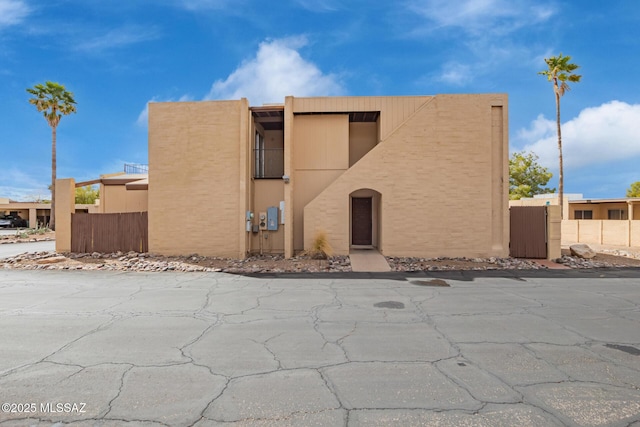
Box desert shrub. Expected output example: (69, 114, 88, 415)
(310, 230, 333, 259)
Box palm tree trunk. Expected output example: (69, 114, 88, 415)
(555, 88, 563, 219)
(51, 125, 56, 230)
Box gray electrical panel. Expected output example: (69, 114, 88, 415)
(267, 206, 278, 231)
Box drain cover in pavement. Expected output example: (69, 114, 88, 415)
(374, 301, 405, 309)
(605, 344, 640, 356)
(410, 279, 450, 287)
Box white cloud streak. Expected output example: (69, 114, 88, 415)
(293, 0, 341, 12)
(407, 0, 556, 86)
(74, 26, 160, 53)
(0, 0, 29, 28)
(407, 0, 554, 36)
(205, 37, 345, 105)
(437, 62, 472, 86)
(516, 101, 640, 170)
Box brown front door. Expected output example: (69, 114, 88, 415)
(352, 197, 372, 245)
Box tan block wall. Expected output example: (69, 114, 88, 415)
(292, 114, 349, 250)
(576, 220, 602, 244)
(303, 94, 509, 257)
(631, 221, 640, 246)
(546, 205, 561, 260)
(292, 96, 431, 141)
(148, 100, 249, 257)
(349, 122, 378, 166)
(563, 219, 640, 248)
(55, 178, 75, 253)
(561, 220, 578, 245)
(602, 221, 630, 245)
(100, 185, 148, 213)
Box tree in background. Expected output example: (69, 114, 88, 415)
(538, 54, 581, 218)
(509, 151, 555, 200)
(627, 181, 640, 198)
(75, 185, 99, 204)
(27, 81, 77, 230)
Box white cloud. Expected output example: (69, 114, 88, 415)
(293, 0, 341, 12)
(437, 62, 472, 86)
(408, 0, 555, 86)
(407, 0, 555, 36)
(0, 0, 29, 28)
(205, 37, 345, 105)
(74, 26, 160, 53)
(517, 101, 640, 170)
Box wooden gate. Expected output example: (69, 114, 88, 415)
(510, 206, 547, 258)
(72, 212, 148, 253)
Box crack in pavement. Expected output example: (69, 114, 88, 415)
(3, 270, 640, 425)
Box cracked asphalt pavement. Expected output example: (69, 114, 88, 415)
(1, 269, 640, 426)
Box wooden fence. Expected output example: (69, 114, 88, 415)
(71, 212, 148, 253)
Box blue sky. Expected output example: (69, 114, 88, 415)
(1, 0, 639, 201)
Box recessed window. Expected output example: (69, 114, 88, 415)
(574, 210, 593, 220)
(254, 131, 284, 179)
(608, 209, 627, 220)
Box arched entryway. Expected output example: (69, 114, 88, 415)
(350, 189, 381, 248)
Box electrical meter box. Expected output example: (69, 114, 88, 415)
(259, 212, 267, 230)
(267, 207, 278, 231)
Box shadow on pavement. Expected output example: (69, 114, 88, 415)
(235, 267, 640, 282)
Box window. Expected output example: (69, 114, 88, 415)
(608, 209, 627, 220)
(254, 131, 284, 178)
(574, 210, 593, 219)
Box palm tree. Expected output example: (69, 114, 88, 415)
(538, 54, 581, 218)
(27, 81, 77, 230)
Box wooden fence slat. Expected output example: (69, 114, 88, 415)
(71, 212, 148, 253)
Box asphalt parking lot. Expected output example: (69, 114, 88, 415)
(0, 269, 639, 426)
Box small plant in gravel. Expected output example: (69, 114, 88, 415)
(17, 227, 51, 238)
(309, 230, 333, 259)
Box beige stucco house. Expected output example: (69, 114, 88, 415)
(147, 94, 509, 259)
(77, 172, 148, 214)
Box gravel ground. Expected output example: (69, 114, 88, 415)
(2, 230, 640, 273)
(2, 249, 640, 273)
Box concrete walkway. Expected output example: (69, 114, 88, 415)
(349, 249, 391, 272)
(0, 240, 55, 259)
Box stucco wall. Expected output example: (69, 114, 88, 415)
(148, 100, 249, 257)
(303, 94, 509, 258)
(100, 185, 148, 213)
(292, 114, 349, 251)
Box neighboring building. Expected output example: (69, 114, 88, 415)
(565, 197, 640, 247)
(147, 94, 509, 259)
(77, 172, 148, 214)
(509, 193, 584, 219)
(510, 194, 640, 247)
(0, 199, 52, 228)
(0, 198, 98, 228)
